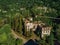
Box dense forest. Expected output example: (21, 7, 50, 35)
(0, 0, 60, 45)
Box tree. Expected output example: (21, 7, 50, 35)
(0, 24, 23, 45)
(0, 33, 8, 43)
(38, 39, 46, 45)
(47, 31, 54, 45)
(11, 13, 23, 34)
(15, 38, 23, 45)
(55, 24, 60, 41)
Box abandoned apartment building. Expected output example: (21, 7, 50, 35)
(23, 17, 52, 38)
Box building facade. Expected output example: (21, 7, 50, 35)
(24, 18, 52, 38)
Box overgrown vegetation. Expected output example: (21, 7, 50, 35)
(0, 0, 60, 45)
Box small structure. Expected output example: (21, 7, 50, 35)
(20, 8, 25, 10)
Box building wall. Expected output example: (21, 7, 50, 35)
(41, 27, 52, 38)
(24, 18, 52, 38)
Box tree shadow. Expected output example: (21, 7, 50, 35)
(34, 25, 42, 37)
(24, 39, 39, 45)
(53, 16, 60, 24)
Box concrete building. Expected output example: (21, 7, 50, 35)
(24, 18, 52, 38)
(26, 22, 34, 31)
(41, 25, 52, 38)
(24, 18, 34, 31)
